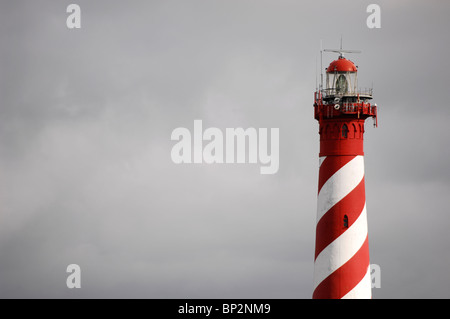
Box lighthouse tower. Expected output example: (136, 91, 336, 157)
(312, 49, 377, 299)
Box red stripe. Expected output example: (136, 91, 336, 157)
(313, 236, 370, 299)
(314, 177, 366, 259)
(318, 155, 355, 194)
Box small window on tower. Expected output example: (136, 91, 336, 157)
(343, 215, 349, 228)
(342, 124, 349, 139)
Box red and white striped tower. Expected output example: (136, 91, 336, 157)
(312, 49, 377, 299)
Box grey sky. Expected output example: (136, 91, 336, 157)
(0, 0, 449, 298)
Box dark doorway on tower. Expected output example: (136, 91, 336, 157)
(342, 124, 349, 138)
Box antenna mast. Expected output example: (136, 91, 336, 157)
(320, 40, 323, 93)
(323, 48, 361, 59)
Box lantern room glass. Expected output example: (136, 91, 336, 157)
(326, 71, 358, 95)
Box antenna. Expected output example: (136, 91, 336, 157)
(315, 55, 318, 91)
(320, 40, 323, 92)
(323, 49, 361, 59)
(324, 37, 361, 58)
(323, 48, 361, 57)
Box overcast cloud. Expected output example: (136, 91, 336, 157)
(0, 0, 449, 298)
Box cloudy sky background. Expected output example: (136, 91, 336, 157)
(1, 0, 449, 298)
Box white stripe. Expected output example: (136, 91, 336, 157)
(341, 265, 372, 299)
(313, 204, 368, 290)
(316, 155, 364, 223)
(319, 156, 326, 168)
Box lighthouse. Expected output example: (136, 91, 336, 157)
(312, 48, 377, 299)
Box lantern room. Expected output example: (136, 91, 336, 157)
(325, 56, 358, 96)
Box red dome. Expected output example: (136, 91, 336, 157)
(327, 57, 357, 72)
